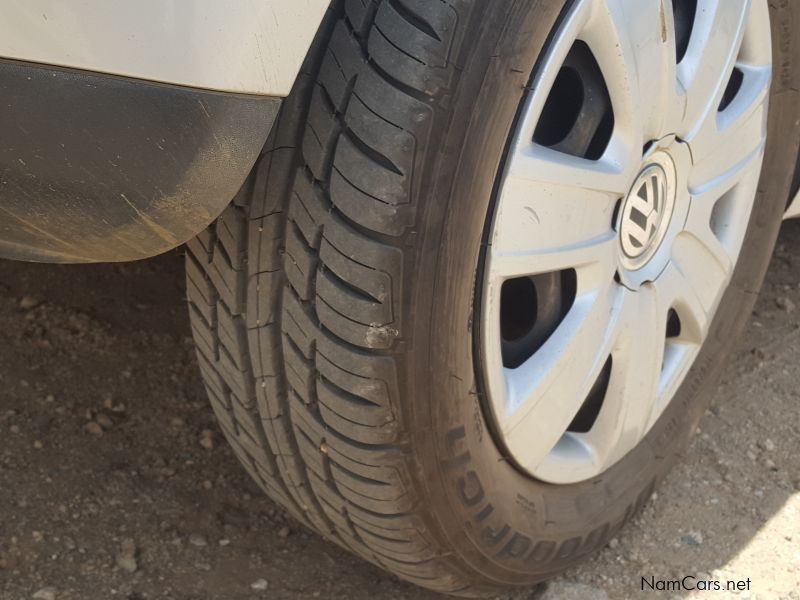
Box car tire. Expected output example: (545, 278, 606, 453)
(186, 0, 800, 595)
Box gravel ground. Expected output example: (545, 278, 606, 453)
(1, 222, 799, 600)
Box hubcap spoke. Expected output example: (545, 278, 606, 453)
(581, 0, 681, 145)
(677, 0, 751, 137)
(652, 257, 710, 345)
(499, 280, 624, 474)
(680, 156, 762, 301)
(579, 285, 664, 472)
(489, 233, 617, 282)
(508, 144, 632, 199)
(489, 143, 623, 277)
(682, 58, 769, 300)
(688, 64, 770, 172)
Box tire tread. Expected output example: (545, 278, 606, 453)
(188, 1, 478, 593)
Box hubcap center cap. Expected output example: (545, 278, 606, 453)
(618, 155, 677, 271)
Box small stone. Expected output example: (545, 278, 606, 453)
(199, 430, 214, 450)
(19, 296, 41, 310)
(116, 539, 138, 573)
(277, 526, 291, 539)
(682, 531, 704, 546)
(608, 537, 619, 549)
(188, 534, 208, 547)
(33, 440, 43, 449)
(761, 439, 777, 453)
(764, 458, 777, 471)
(169, 417, 184, 428)
(84, 422, 103, 436)
(9, 424, 20, 434)
(32, 587, 57, 600)
(117, 558, 139, 574)
(775, 297, 796, 312)
(201, 480, 213, 490)
(95, 413, 114, 429)
(250, 579, 269, 591)
(218, 538, 230, 547)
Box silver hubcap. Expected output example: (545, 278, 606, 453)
(482, 0, 772, 484)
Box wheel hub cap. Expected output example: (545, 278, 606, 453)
(480, 0, 773, 485)
(617, 139, 693, 290)
(619, 160, 675, 269)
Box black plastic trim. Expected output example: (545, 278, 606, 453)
(0, 59, 280, 263)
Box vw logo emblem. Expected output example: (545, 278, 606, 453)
(620, 164, 669, 260)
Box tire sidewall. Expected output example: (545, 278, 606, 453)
(407, 0, 800, 584)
